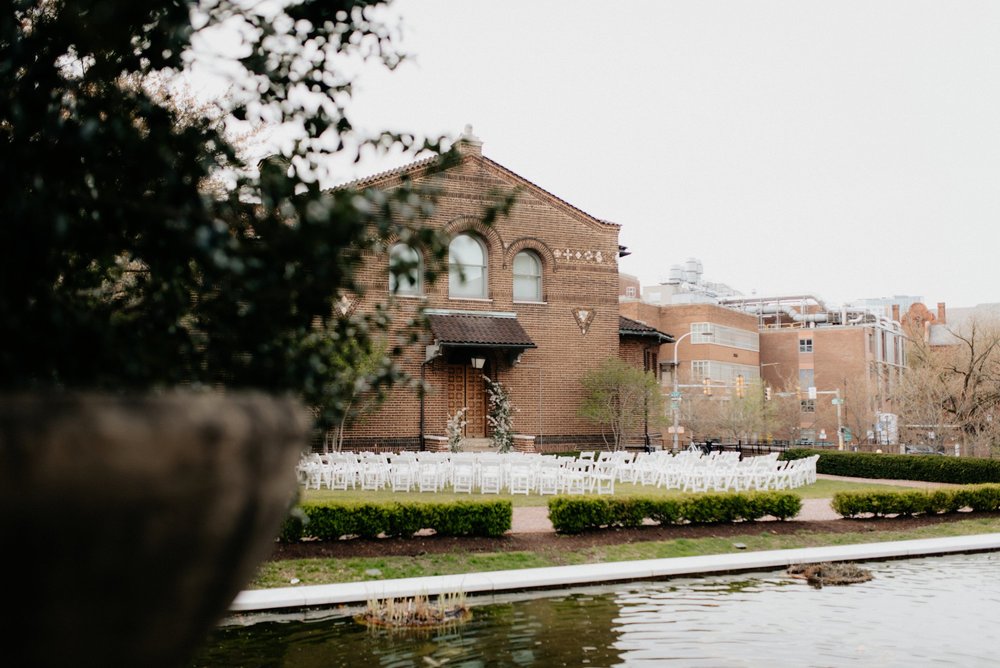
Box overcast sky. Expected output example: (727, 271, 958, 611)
(325, 1, 999, 308)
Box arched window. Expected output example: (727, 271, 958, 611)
(448, 233, 487, 298)
(513, 250, 542, 301)
(389, 243, 422, 296)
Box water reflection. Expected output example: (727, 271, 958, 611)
(192, 552, 1000, 667)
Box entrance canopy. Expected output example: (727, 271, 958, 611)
(425, 311, 536, 365)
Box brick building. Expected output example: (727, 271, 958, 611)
(619, 272, 641, 300)
(723, 294, 906, 446)
(624, 258, 906, 447)
(338, 129, 660, 452)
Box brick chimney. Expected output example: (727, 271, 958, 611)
(891, 304, 900, 322)
(937, 302, 946, 324)
(455, 124, 483, 157)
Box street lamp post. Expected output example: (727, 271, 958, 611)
(671, 329, 712, 451)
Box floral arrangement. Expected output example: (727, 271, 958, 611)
(446, 407, 468, 453)
(485, 376, 515, 453)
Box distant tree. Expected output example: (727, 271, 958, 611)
(580, 358, 663, 450)
(1, 1, 508, 433)
(840, 379, 877, 446)
(680, 380, 776, 445)
(713, 380, 769, 443)
(896, 316, 1000, 456)
(324, 337, 392, 453)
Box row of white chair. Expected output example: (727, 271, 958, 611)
(628, 450, 818, 492)
(296, 450, 818, 496)
(297, 451, 624, 495)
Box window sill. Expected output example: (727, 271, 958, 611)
(389, 293, 428, 300)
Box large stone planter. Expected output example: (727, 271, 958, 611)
(0, 392, 309, 668)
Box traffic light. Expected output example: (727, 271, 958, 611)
(765, 386, 772, 401)
(702, 377, 712, 396)
(735, 375, 745, 398)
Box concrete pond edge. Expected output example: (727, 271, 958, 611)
(231, 533, 1000, 614)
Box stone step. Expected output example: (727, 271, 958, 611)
(460, 438, 495, 452)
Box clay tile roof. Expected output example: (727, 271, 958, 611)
(619, 316, 674, 343)
(428, 314, 537, 348)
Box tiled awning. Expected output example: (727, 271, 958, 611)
(619, 316, 674, 343)
(427, 313, 537, 349)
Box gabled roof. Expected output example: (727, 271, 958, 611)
(334, 147, 619, 233)
(619, 316, 674, 343)
(428, 313, 536, 349)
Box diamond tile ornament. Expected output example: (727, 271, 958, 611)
(335, 295, 357, 317)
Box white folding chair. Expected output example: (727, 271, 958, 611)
(479, 462, 502, 494)
(452, 460, 475, 493)
(417, 462, 439, 493)
(537, 460, 561, 495)
(390, 463, 413, 492)
(507, 463, 533, 495)
(561, 460, 589, 495)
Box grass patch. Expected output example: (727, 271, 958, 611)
(251, 516, 1000, 590)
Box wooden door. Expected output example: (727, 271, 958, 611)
(447, 365, 486, 437)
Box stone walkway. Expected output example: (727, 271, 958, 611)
(509, 474, 954, 533)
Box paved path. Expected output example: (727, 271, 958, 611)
(509, 474, 954, 533)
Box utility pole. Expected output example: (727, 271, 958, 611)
(670, 329, 713, 451)
(811, 386, 845, 450)
(835, 388, 844, 450)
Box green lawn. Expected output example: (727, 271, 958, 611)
(251, 516, 1000, 589)
(300, 477, 929, 507)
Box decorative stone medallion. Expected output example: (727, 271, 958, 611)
(573, 307, 596, 335)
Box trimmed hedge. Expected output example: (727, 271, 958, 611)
(279, 500, 512, 542)
(831, 485, 1000, 518)
(782, 448, 1000, 484)
(547, 492, 802, 534)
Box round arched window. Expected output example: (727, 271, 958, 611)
(513, 250, 542, 301)
(389, 243, 422, 295)
(448, 233, 487, 298)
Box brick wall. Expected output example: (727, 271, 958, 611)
(339, 147, 623, 451)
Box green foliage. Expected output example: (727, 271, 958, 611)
(783, 449, 1000, 484)
(279, 500, 512, 542)
(485, 376, 514, 453)
(1, 1, 513, 432)
(831, 485, 1000, 518)
(579, 358, 663, 449)
(547, 492, 802, 534)
(429, 501, 512, 537)
(446, 407, 468, 453)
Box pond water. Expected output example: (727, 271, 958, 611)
(191, 552, 1000, 667)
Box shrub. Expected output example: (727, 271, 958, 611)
(647, 499, 684, 525)
(278, 500, 512, 542)
(782, 449, 1000, 484)
(831, 485, 1000, 518)
(430, 501, 513, 537)
(547, 492, 802, 534)
(548, 497, 613, 534)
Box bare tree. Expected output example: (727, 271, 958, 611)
(580, 358, 663, 450)
(896, 315, 1000, 456)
